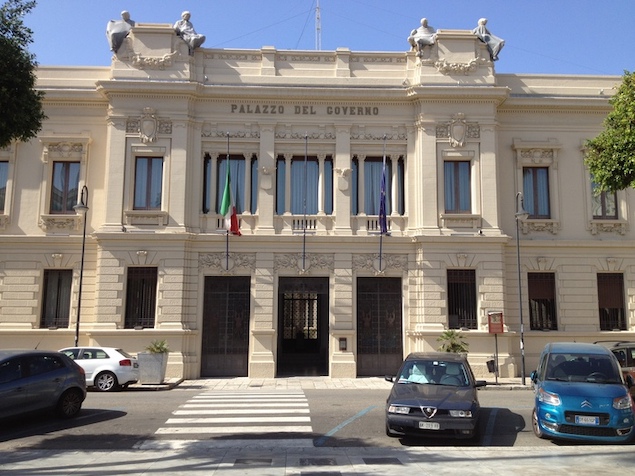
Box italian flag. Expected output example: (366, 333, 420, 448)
(219, 164, 241, 236)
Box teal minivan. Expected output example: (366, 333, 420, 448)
(531, 342, 634, 443)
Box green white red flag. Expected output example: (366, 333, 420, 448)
(219, 163, 241, 236)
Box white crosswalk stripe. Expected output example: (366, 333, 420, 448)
(146, 390, 314, 445)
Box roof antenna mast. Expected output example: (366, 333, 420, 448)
(315, 0, 321, 50)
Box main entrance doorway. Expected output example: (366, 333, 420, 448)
(356, 277, 403, 376)
(201, 276, 250, 377)
(277, 277, 329, 376)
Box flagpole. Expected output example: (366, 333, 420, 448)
(302, 133, 308, 271)
(226, 132, 230, 271)
(379, 134, 387, 272)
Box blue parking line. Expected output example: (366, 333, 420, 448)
(314, 405, 378, 447)
(481, 407, 498, 446)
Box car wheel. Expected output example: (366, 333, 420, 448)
(57, 389, 83, 418)
(95, 371, 119, 392)
(531, 408, 546, 439)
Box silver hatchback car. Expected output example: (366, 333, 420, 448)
(0, 350, 87, 420)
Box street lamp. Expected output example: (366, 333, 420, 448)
(73, 185, 89, 347)
(515, 192, 529, 385)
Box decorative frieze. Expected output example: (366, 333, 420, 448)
(352, 253, 408, 272)
(274, 253, 334, 272)
(130, 51, 178, 70)
(434, 58, 479, 75)
(199, 252, 256, 272)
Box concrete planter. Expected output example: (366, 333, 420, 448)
(138, 352, 168, 384)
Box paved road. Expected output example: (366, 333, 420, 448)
(1, 379, 634, 474)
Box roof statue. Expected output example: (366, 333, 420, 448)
(407, 18, 437, 57)
(472, 18, 505, 61)
(173, 11, 206, 55)
(106, 10, 135, 53)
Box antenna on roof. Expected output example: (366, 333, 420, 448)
(315, 0, 321, 50)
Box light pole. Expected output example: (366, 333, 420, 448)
(73, 185, 89, 347)
(515, 192, 529, 385)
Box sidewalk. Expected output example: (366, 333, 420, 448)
(1, 444, 630, 475)
(129, 376, 531, 391)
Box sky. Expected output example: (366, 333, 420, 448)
(24, 0, 635, 76)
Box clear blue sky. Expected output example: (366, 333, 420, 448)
(25, 0, 635, 76)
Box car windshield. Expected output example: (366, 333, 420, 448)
(397, 360, 469, 386)
(545, 353, 623, 383)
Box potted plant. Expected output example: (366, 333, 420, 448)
(437, 329, 469, 354)
(138, 339, 170, 384)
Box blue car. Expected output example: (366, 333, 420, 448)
(531, 342, 634, 443)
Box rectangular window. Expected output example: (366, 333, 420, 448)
(291, 156, 318, 215)
(528, 272, 557, 330)
(444, 161, 471, 213)
(203, 154, 259, 215)
(124, 267, 158, 329)
(50, 161, 80, 214)
(134, 157, 163, 210)
(523, 167, 550, 218)
(40, 269, 72, 328)
(216, 155, 245, 214)
(0, 161, 8, 213)
(598, 273, 625, 330)
(276, 156, 286, 215)
(275, 155, 333, 215)
(591, 180, 617, 219)
(363, 157, 391, 215)
(352, 156, 405, 217)
(447, 269, 477, 329)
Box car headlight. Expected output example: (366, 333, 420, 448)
(613, 395, 633, 411)
(537, 387, 561, 406)
(449, 410, 473, 418)
(388, 405, 411, 414)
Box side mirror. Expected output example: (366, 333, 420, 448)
(626, 375, 634, 388)
(475, 380, 487, 388)
(530, 370, 537, 383)
(385, 375, 395, 383)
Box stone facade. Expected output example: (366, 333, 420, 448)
(0, 22, 631, 380)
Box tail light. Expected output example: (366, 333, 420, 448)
(119, 359, 133, 367)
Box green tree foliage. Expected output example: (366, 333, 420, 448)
(584, 71, 635, 192)
(436, 329, 469, 353)
(0, 0, 45, 148)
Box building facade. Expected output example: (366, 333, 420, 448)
(0, 21, 632, 379)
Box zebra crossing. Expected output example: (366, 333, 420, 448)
(136, 390, 314, 449)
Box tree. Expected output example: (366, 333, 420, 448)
(0, 0, 45, 148)
(584, 70, 635, 192)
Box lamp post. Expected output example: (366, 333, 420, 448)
(515, 192, 529, 385)
(73, 185, 89, 347)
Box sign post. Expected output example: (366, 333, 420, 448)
(487, 311, 504, 385)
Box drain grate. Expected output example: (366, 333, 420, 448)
(362, 457, 402, 465)
(234, 458, 273, 465)
(300, 458, 337, 466)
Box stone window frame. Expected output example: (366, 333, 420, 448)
(513, 138, 561, 235)
(580, 143, 629, 235)
(38, 136, 91, 233)
(438, 146, 481, 230)
(123, 142, 170, 227)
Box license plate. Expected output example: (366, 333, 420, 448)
(419, 421, 440, 430)
(575, 415, 599, 425)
